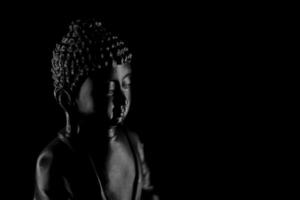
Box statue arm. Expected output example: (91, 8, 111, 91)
(137, 140, 160, 200)
(33, 150, 72, 200)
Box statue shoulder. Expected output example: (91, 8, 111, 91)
(34, 136, 76, 199)
(126, 129, 146, 159)
(36, 136, 74, 170)
(126, 129, 142, 144)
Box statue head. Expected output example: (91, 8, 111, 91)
(51, 19, 132, 132)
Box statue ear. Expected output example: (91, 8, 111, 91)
(55, 89, 73, 112)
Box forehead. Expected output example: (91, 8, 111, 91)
(90, 62, 132, 82)
(111, 61, 131, 75)
(78, 63, 131, 94)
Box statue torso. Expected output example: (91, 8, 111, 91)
(89, 131, 136, 200)
(105, 134, 136, 200)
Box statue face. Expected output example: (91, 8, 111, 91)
(75, 62, 131, 126)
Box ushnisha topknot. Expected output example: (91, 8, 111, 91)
(51, 19, 132, 97)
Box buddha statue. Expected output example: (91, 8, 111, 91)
(33, 19, 159, 200)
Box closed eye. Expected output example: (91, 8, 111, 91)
(122, 76, 131, 90)
(122, 82, 131, 89)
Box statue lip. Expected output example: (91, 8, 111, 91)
(109, 106, 125, 126)
(112, 106, 125, 119)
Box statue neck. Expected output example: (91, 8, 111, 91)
(73, 122, 122, 141)
(64, 113, 123, 141)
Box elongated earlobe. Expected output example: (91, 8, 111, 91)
(55, 89, 72, 111)
(55, 89, 74, 135)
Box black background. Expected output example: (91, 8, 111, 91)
(1, 3, 286, 199)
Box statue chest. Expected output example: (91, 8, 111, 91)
(104, 139, 136, 200)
